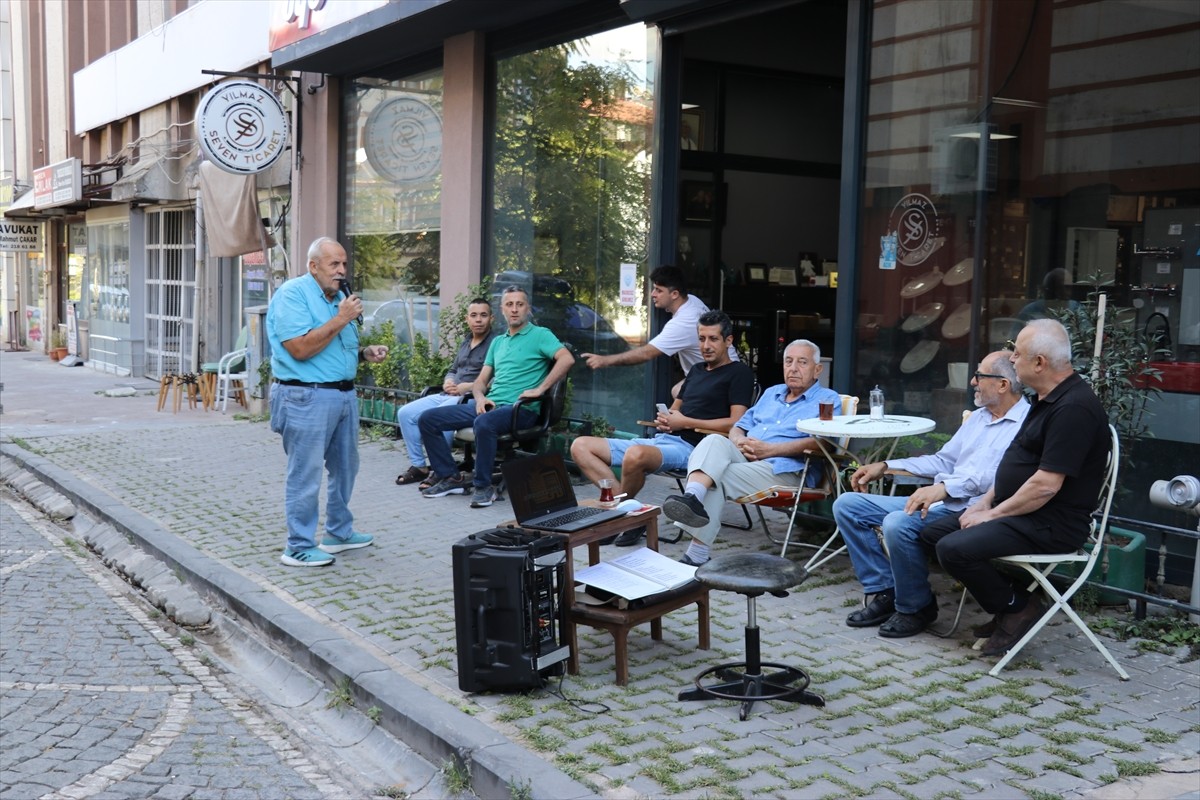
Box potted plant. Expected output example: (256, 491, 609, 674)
(49, 329, 68, 361)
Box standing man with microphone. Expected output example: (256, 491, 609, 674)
(267, 236, 389, 568)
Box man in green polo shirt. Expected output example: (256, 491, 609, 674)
(419, 285, 575, 508)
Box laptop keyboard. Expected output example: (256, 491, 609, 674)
(538, 506, 603, 527)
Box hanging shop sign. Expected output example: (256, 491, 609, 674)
(363, 95, 443, 184)
(198, 81, 289, 175)
(33, 158, 82, 209)
(0, 221, 43, 252)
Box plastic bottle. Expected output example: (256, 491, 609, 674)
(870, 385, 885, 420)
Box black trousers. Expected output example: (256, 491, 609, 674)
(919, 512, 1087, 614)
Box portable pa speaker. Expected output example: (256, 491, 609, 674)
(452, 527, 568, 692)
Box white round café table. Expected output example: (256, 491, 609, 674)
(796, 414, 937, 476)
(787, 414, 936, 570)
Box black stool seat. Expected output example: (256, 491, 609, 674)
(680, 552, 824, 719)
(695, 553, 807, 595)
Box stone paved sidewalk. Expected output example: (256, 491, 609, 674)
(2, 350, 1198, 799)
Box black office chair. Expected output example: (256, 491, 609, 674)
(453, 377, 568, 498)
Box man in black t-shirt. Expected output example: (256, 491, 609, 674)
(571, 310, 754, 546)
(918, 318, 1110, 657)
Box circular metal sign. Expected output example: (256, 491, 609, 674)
(363, 96, 442, 184)
(197, 81, 289, 174)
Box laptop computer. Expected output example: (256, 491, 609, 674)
(502, 453, 630, 533)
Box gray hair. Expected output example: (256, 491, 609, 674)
(984, 350, 1023, 394)
(307, 236, 339, 263)
(1022, 318, 1073, 369)
(500, 284, 530, 303)
(785, 339, 821, 362)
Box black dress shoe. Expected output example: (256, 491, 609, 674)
(845, 591, 896, 628)
(972, 614, 1000, 639)
(613, 526, 646, 547)
(981, 598, 1047, 657)
(663, 494, 709, 528)
(879, 598, 939, 639)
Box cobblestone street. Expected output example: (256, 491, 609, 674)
(0, 490, 432, 800)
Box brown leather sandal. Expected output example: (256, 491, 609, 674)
(395, 466, 430, 486)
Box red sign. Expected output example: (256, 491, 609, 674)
(268, 0, 387, 52)
(33, 158, 82, 209)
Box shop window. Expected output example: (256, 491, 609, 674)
(491, 24, 658, 433)
(855, 0, 1198, 521)
(344, 69, 444, 351)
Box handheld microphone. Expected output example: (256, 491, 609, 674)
(337, 278, 363, 325)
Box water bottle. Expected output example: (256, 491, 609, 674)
(870, 385, 885, 420)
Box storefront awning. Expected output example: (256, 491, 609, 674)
(271, 0, 613, 75)
(1, 188, 36, 218)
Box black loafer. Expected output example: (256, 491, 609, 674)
(981, 598, 1047, 657)
(846, 591, 896, 628)
(613, 526, 646, 547)
(879, 598, 939, 639)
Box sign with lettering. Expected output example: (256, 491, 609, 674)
(0, 221, 44, 252)
(268, 0, 387, 51)
(363, 96, 443, 184)
(197, 81, 290, 175)
(33, 158, 82, 208)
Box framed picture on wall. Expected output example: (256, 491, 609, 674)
(745, 262, 768, 284)
(681, 181, 716, 224)
(681, 108, 703, 151)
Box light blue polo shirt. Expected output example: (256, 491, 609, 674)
(267, 273, 359, 382)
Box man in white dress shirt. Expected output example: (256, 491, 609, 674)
(833, 351, 1029, 638)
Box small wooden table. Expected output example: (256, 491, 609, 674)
(525, 501, 710, 685)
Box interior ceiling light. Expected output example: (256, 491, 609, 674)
(681, 103, 699, 110)
(951, 130, 1017, 140)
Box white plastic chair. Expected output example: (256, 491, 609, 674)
(214, 347, 249, 413)
(988, 424, 1127, 679)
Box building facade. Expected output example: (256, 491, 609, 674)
(4, 0, 1197, 535)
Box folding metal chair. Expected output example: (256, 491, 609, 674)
(987, 425, 1127, 679)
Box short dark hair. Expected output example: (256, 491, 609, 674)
(467, 297, 491, 309)
(650, 265, 688, 297)
(698, 309, 732, 340)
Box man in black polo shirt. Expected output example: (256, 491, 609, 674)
(571, 309, 754, 546)
(918, 318, 1109, 656)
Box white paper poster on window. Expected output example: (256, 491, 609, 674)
(619, 263, 638, 306)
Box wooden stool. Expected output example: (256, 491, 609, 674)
(679, 553, 824, 719)
(156, 375, 176, 412)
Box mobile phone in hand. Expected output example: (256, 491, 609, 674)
(656, 403, 670, 415)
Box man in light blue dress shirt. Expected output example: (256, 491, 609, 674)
(662, 339, 840, 565)
(834, 351, 1029, 637)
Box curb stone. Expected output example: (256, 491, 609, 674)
(0, 443, 594, 800)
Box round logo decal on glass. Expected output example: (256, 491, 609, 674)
(363, 96, 443, 184)
(888, 192, 943, 267)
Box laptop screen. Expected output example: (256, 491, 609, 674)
(503, 454, 577, 522)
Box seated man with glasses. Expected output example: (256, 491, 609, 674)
(832, 351, 1029, 638)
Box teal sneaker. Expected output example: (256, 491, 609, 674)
(318, 532, 374, 554)
(280, 547, 335, 567)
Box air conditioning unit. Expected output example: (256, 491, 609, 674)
(932, 123, 1000, 195)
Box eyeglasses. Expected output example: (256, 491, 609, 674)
(973, 372, 1007, 381)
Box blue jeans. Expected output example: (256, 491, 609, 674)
(419, 402, 537, 490)
(396, 393, 460, 467)
(831, 492, 957, 613)
(270, 385, 359, 552)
